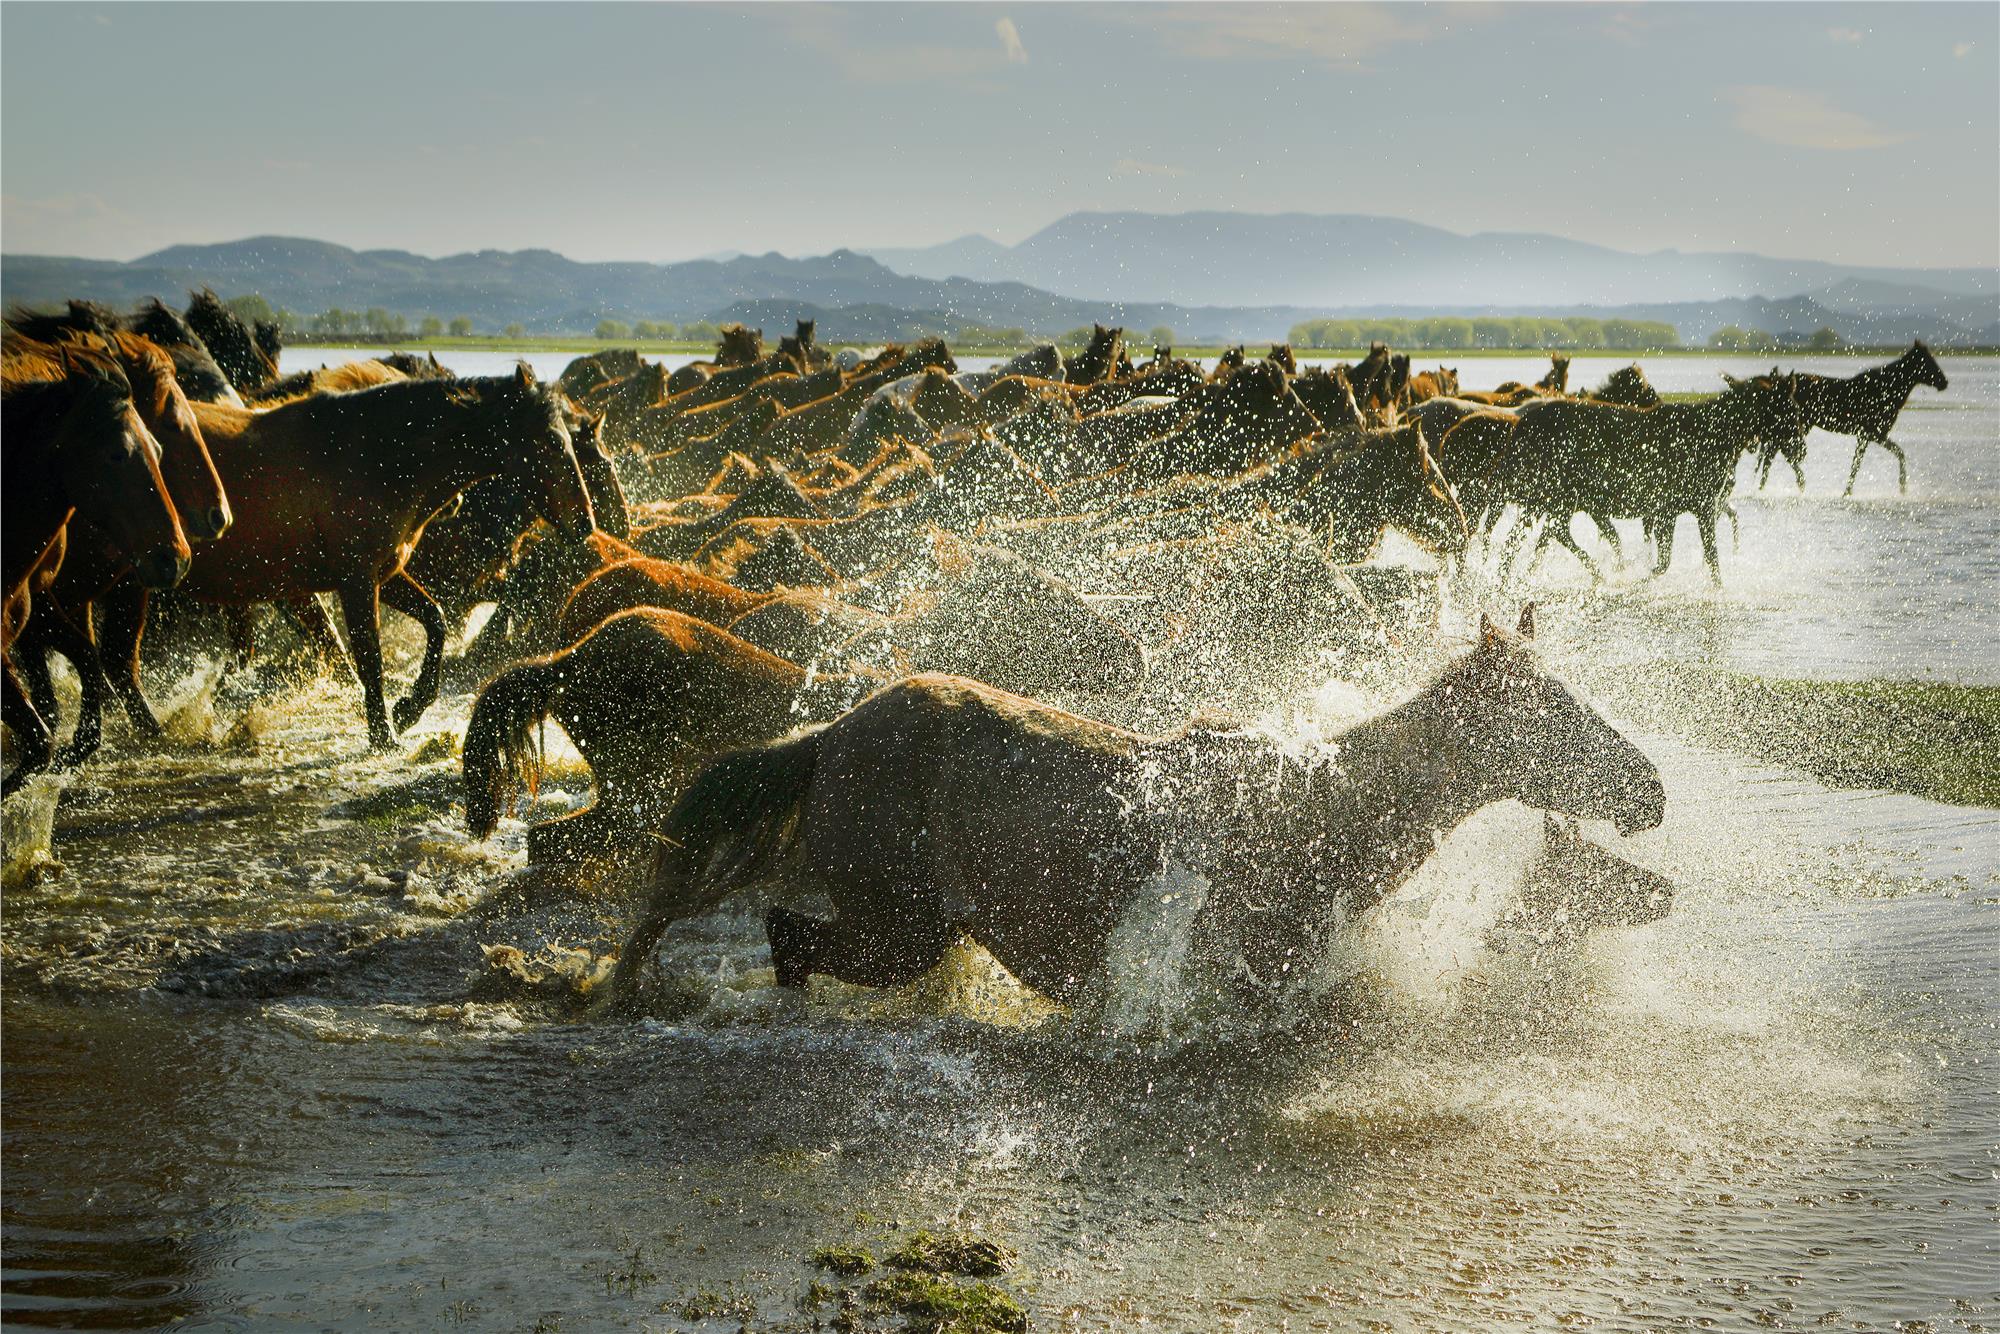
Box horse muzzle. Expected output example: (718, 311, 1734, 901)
(1612, 771, 1667, 836)
(135, 548, 191, 591)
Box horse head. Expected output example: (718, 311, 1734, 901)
(715, 323, 764, 368)
(1521, 812, 1676, 935)
(46, 346, 191, 589)
(1909, 340, 1949, 393)
(1441, 608, 1665, 836)
(490, 364, 595, 540)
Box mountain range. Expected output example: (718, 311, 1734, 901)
(862, 211, 1997, 310)
(3, 212, 1994, 345)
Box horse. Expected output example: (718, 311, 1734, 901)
(777, 319, 830, 373)
(559, 348, 646, 401)
(244, 358, 409, 405)
(1481, 378, 1804, 583)
(1265, 344, 1299, 375)
(397, 409, 629, 649)
(184, 289, 279, 394)
(1763, 342, 1947, 495)
(3, 349, 190, 793)
(1577, 364, 1659, 409)
(559, 534, 1147, 705)
(606, 608, 1666, 1012)
(461, 607, 865, 873)
(1208, 346, 1247, 383)
(5, 331, 233, 765)
(1065, 325, 1126, 386)
(91, 366, 596, 748)
(1121, 360, 1322, 482)
(374, 351, 454, 380)
(9, 299, 241, 407)
(1495, 813, 1676, 949)
(1406, 366, 1460, 403)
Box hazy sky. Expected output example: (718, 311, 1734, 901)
(3, 2, 1994, 267)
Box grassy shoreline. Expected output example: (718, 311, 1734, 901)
(288, 335, 1998, 360)
(1592, 666, 2000, 809)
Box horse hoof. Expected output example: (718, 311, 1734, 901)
(391, 697, 429, 734)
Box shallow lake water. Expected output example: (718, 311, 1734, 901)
(3, 350, 1995, 1331)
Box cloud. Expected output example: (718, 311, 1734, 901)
(1113, 158, 1188, 179)
(780, 8, 1024, 85)
(995, 17, 1027, 65)
(1721, 85, 1910, 151)
(1826, 27, 1865, 43)
(1142, 3, 1465, 70)
(1954, 41, 1974, 58)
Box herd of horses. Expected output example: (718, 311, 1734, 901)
(1, 299, 1950, 1016)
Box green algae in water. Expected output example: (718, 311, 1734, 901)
(887, 1230, 1015, 1279)
(861, 1272, 1026, 1334)
(812, 1244, 878, 1276)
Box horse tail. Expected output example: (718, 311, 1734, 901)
(604, 730, 825, 1012)
(461, 655, 566, 838)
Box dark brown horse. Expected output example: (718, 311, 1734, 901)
(607, 609, 1665, 1011)
(1065, 325, 1126, 385)
(94, 366, 596, 748)
(184, 289, 280, 394)
(6, 330, 233, 765)
(461, 607, 861, 873)
(3, 350, 190, 793)
(1775, 342, 1948, 495)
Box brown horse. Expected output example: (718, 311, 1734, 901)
(461, 607, 863, 872)
(1495, 813, 1675, 949)
(607, 609, 1666, 1011)
(6, 331, 234, 764)
(1120, 360, 1321, 482)
(94, 366, 596, 748)
(3, 350, 190, 793)
(1406, 366, 1460, 402)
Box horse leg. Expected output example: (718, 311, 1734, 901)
(29, 601, 112, 768)
(95, 584, 164, 739)
(1843, 438, 1869, 497)
(1496, 512, 1539, 583)
(335, 578, 394, 748)
(1545, 520, 1604, 583)
(283, 597, 356, 682)
(1651, 515, 1678, 577)
(1697, 508, 1723, 586)
(15, 614, 62, 732)
(380, 573, 448, 735)
(1882, 437, 1909, 494)
(766, 902, 956, 990)
(1585, 511, 1625, 567)
(2, 660, 55, 798)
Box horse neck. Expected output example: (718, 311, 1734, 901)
(1170, 683, 1491, 925)
(1860, 348, 1928, 399)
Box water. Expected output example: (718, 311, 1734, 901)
(5, 353, 1997, 1330)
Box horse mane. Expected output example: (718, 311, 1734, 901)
(5, 300, 123, 342)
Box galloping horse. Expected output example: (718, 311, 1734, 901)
(93, 366, 596, 748)
(1479, 378, 1804, 582)
(5, 329, 232, 764)
(1756, 342, 1948, 495)
(461, 607, 863, 872)
(606, 609, 1665, 1011)
(3, 349, 190, 793)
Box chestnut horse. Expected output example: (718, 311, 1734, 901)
(606, 609, 1666, 1011)
(93, 366, 596, 748)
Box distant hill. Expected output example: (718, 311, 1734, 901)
(4, 228, 1992, 345)
(863, 210, 1997, 310)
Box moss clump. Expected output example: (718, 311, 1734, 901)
(888, 1229, 1015, 1279)
(862, 1271, 1026, 1334)
(811, 1245, 877, 1277)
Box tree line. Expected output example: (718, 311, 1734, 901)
(1288, 316, 1681, 351)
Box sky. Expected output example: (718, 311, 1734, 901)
(2, 2, 1994, 269)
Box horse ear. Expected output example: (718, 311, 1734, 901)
(514, 362, 536, 390)
(1517, 602, 1536, 639)
(1478, 612, 1503, 649)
